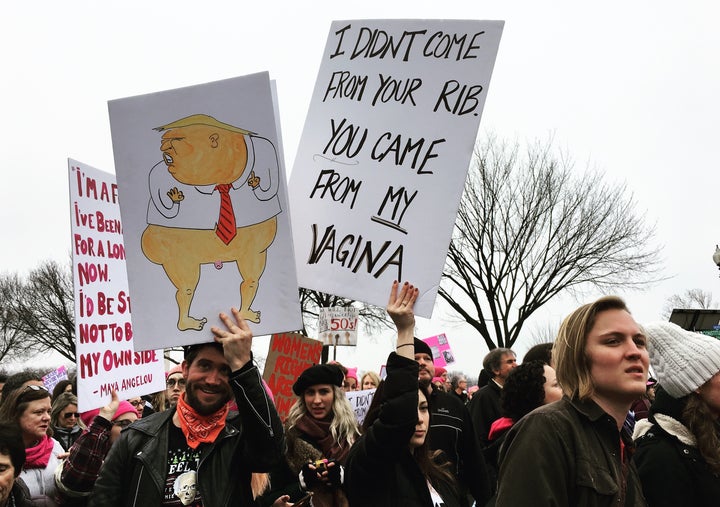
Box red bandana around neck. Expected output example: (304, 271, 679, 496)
(24, 434, 54, 469)
(175, 392, 229, 449)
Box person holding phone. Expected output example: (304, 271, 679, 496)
(280, 359, 360, 507)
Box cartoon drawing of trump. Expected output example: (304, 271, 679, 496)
(141, 114, 280, 330)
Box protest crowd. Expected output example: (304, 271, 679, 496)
(0, 279, 718, 507)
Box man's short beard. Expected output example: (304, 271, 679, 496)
(184, 380, 231, 415)
(419, 377, 432, 390)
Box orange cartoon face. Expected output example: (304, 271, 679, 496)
(160, 124, 248, 186)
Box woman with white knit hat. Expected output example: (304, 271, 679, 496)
(633, 321, 720, 506)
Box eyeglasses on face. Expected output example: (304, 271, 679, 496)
(166, 378, 186, 388)
(113, 419, 134, 428)
(62, 412, 80, 419)
(128, 400, 144, 407)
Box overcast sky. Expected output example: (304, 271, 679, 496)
(3, 1, 719, 378)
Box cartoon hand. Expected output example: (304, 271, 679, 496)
(167, 187, 185, 203)
(247, 171, 260, 189)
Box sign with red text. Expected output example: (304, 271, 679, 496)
(318, 306, 359, 346)
(289, 20, 504, 317)
(422, 333, 455, 367)
(69, 159, 165, 411)
(263, 333, 324, 420)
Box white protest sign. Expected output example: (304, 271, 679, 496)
(42, 366, 68, 394)
(108, 73, 302, 350)
(69, 159, 165, 411)
(289, 20, 503, 317)
(318, 306, 359, 346)
(345, 388, 376, 426)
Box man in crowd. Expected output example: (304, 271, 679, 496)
(451, 375, 469, 404)
(165, 364, 185, 408)
(414, 338, 491, 506)
(469, 348, 517, 446)
(91, 308, 284, 506)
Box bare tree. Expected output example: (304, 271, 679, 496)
(662, 288, 716, 319)
(0, 273, 41, 363)
(10, 260, 77, 362)
(439, 136, 662, 350)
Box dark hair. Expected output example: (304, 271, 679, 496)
(0, 370, 43, 406)
(183, 342, 224, 366)
(523, 343, 554, 365)
(0, 423, 25, 476)
(361, 379, 456, 492)
(51, 380, 75, 400)
(0, 385, 53, 438)
(500, 361, 548, 420)
(482, 348, 515, 379)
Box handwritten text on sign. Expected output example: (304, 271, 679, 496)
(69, 159, 165, 411)
(289, 20, 504, 317)
(263, 333, 324, 420)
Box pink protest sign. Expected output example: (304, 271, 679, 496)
(422, 333, 455, 367)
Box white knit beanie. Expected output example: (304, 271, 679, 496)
(642, 321, 720, 398)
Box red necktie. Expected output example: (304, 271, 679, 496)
(215, 184, 236, 245)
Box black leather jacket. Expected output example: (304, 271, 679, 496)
(89, 362, 284, 507)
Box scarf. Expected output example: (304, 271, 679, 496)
(176, 393, 229, 449)
(295, 414, 350, 464)
(24, 434, 54, 469)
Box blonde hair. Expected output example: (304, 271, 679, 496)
(285, 385, 360, 448)
(553, 296, 629, 399)
(360, 371, 381, 389)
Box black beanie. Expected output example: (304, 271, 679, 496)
(414, 337, 433, 357)
(292, 364, 344, 396)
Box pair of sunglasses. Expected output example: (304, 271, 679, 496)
(166, 378, 186, 388)
(63, 412, 80, 419)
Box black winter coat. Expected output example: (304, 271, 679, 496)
(632, 386, 720, 507)
(345, 353, 467, 507)
(89, 361, 284, 507)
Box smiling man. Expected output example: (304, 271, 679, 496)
(90, 308, 284, 507)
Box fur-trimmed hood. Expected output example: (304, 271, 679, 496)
(632, 413, 696, 447)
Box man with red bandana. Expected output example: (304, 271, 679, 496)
(90, 308, 284, 507)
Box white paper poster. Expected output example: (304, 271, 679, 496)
(69, 159, 165, 411)
(289, 20, 504, 317)
(108, 72, 302, 350)
(318, 306, 359, 346)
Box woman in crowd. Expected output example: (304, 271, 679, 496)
(0, 422, 33, 507)
(51, 381, 74, 401)
(0, 384, 64, 506)
(360, 371, 381, 390)
(55, 391, 138, 506)
(632, 322, 720, 506)
(494, 296, 648, 506)
(282, 361, 360, 506)
(484, 360, 563, 497)
(346, 281, 466, 506)
(50, 392, 85, 452)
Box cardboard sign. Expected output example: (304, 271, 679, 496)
(345, 388, 376, 425)
(263, 333, 324, 420)
(318, 306, 359, 346)
(289, 20, 504, 317)
(69, 160, 166, 411)
(108, 72, 302, 350)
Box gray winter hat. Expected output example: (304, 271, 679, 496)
(642, 321, 720, 398)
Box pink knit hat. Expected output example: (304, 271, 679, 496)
(346, 367, 358, 381)
(166, 364, 183, 378)
(81, 400, 138, 427)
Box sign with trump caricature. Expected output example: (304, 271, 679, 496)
(109, 72, 302, 350)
